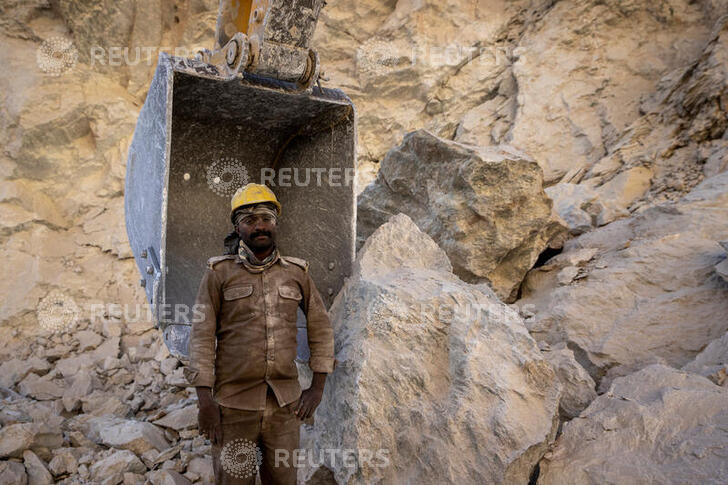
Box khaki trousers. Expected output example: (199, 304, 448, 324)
(212, 387, 300, 485)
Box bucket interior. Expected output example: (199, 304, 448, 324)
(164, 72, 355, 327)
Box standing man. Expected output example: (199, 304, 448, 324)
(184, 183, 335, 484)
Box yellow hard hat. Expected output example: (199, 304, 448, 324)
(230, 183, 282, 220)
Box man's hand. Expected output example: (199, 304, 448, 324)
(196, 387, 222, 445)
(295, 372, 327, 420)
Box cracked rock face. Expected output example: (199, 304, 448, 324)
(541, 343, 597, 420)
(577, 17, 728, 209)
(315, 0, 724, 187)
(357, 130, 567, 302)
(683, 332, 728, 387)
(520, 172, 728, 390)
(302, 214, 562, 485)
(538, 365, 728, 485)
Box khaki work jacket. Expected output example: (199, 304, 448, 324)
(185, 252, 335, 410)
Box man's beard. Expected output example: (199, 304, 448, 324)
(245, 230, 274, 251)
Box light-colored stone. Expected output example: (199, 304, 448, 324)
(186, 457, 213, 484)
(0, 422, 64, 460)
(102, 319, 123, 338)
(152, 406, 197, 431)
(159, 357, 178, 376)
(542, 344, 598, 420)
(510, 0, 717, 183)
(54, 353, 96, 378)
(716, 246, 728, 282)
(122, 472, 146, 485)
(358, 130, 567, 302)
(23, 450, 52, 485)
(62, 369, 98, 412)
(17, 374, 64, 401)
(147, 470, 192, 485)
(683, 332, 728, 386)
(716, 257, 728, 279)
(0, 460, 28, 485)
(85, 416, 169, 455)
(304, 214, 561, 484)
(100, 473, 124, 485)
(521, 172, 728, 389)
(538, 365, 728, 485)
(314, 0, 540, 179)
(48, 447, 79, 476)
(556, 266, 580, 286)
(545, 183, 601, 235)
(582, 18, 728, 207)
(591, 166, 653, 225)
(75, 330, 102, 351)
(82, 391, 131, 417)
(314, 0, 722, 187)
(0, 359, 50, 388)
(89, 450, 146, 482)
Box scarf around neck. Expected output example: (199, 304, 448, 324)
(237, 239, 279, 273)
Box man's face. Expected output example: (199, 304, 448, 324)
(235, 207, 278, 252)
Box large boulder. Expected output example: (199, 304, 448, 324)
(538, 365, 728, 485)
(520, 172, 728, 388)
(358, 130, 567, 302)
(303, 214, 562, 484)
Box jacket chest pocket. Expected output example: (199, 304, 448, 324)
(222, 285, 254, 319)
(278, 285, 302, 321)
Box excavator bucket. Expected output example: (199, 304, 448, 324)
(124, 53, 356, 358)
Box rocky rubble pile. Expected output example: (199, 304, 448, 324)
(0, 315, 214, 484)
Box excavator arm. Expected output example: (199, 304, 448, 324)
(198, 0, 324, 90)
